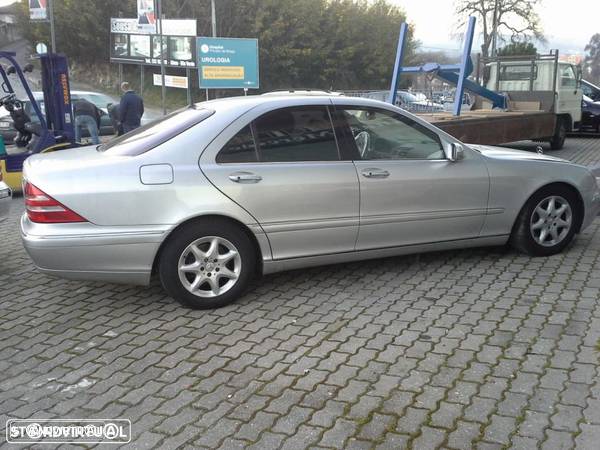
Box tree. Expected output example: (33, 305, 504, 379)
(13, 0, 417, 92)
(497, 41, 537, 56)
(584, 34, 600, 84)
(454, 0, 544, 59)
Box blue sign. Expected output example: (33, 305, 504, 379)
(197, 37, 259, 89)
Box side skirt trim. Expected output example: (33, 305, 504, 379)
(262, 235, 509, 275)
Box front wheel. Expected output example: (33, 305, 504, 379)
(159, 220, 256, 309)
(549, 118, 567, 150)
(510, 187, 579, 256)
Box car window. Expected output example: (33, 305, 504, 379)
(86, 94, 114, 109)
(499, 64, 537, 81)
(339, 107, 445, 160)
(253, 106, 340, 162)
(582, 84, 591, 96)
(216, 125, 258, 163)
(99, 107, 214, 156)
(560, 66, 576, 88)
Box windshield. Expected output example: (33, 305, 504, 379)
(99, 107, 215, 156)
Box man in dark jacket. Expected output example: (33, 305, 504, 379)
(119, 82, 144, 133)
(73, 98, 101, 145)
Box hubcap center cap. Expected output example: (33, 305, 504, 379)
(205, 263, 215, 271)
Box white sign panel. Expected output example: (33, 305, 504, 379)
(153, 74, 189, 89)
(29, 0, 48, 20)
(161, 20, 197, 37)
(111, 18, 197, 36)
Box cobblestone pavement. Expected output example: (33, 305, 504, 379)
(1, 138, 600, 449)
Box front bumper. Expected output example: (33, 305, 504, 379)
(0, 182, 11, 222)
(581, 182, 600, 231)
(21, 215, 167, 285)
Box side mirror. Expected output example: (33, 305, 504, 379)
(447, 143, 464, 162)
(23, 64, 34, 73)
(6, 66, 15, 75)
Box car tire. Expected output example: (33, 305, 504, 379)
(549, 118, 566, 150)
(510, 186, 579, 256)
(158, 220, 256, 309)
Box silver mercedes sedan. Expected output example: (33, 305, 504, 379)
(21, 95, 600, 309)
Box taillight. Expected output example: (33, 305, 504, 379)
(24, 182, 87, 223)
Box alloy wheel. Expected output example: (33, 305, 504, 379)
(177, 236, 242, 298)
(530, 195, 572, 247)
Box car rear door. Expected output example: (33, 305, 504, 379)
(200, 101, 360, 260)
(332, 101, 490, 251)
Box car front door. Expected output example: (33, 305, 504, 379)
(200, 103, 360, 260)
(557, 65, 583, 123)
(333, 103, 490, 251)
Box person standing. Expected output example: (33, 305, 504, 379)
(119, 82, 144, 133)
(73, 98, 101, 145)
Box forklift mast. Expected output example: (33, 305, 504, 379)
(39, 53, 75, 143)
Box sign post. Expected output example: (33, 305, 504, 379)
(48, 0, 56, 53)
(29, 0, 55, 53)
(197, 37, 259, 90)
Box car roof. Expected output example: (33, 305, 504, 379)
(22, 90, 114, 101)
(198, 94, 395, 112)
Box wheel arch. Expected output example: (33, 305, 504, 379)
(151, 214, 266, 278)
(511, 181, 585, 236)
(558, 113, 573, 132)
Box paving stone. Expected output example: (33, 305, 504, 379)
(395, 407, 428, 435)
(411, 426, 446, 450)
(447, 420, 481, 450)
(430, 401, 463, 429)
(319, 418, 357, 448)
(483, 415, 516, 445)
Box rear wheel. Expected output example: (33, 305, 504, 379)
(549, 117, 567, 150)
(511, 187, 579, 256)
(159, 220, 255, 309)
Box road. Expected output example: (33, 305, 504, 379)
(1, 136, 600, 449)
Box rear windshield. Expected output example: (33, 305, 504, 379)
(98, 107, 214, 156)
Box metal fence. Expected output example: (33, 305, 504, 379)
(341, 89, 474, 114)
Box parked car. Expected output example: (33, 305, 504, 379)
(0, 91, 117, 144)
(582, 79, 600, 102)
(581, 95, 600, 133)
(0, 177, 11, 223)
(21, 95, 600, 309)
(394, 91, 444, 112)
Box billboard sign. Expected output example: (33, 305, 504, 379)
(137, 0, 156, 33)
(111, 18, 196, 36)
(110, 19, 197, 68)
(197, 37, 259, 89)
(29, 0, 48, 21)
(153, 74, 189, 89)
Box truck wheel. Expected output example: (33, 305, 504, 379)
(158, 220, 256, 309)
(549, 118, 566, 150)
(510, 186, 579, 256)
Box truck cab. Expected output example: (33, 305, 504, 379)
(485, 53, 582, 146)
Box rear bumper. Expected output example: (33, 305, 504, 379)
(21, 215, 167, 285)
(0, 182, 11, 222)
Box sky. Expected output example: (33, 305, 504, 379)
(0, 0, 595, 55)
(392, 0, 598, 56)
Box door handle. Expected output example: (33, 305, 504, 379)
(228, 172, 263, 183)
(361, 168, 390, 179)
